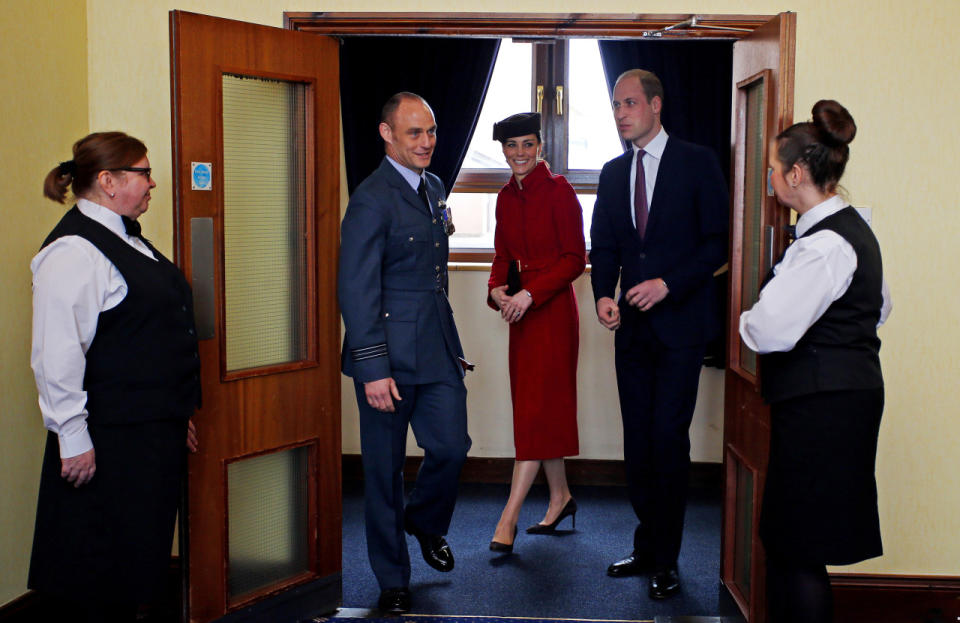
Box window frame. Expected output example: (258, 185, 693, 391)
(450, 38, 603, 258)
(455, 39, 605, 191)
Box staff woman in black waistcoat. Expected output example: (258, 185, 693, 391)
(739, 101, 892, 623)
(29, 132, 201, 623)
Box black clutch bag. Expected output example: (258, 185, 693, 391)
(506, 260, 522, 296)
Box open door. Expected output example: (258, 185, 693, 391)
(721, 12, 796, 623)
(169, 11, 341, 622)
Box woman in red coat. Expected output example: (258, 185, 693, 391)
(487, 113, 586, 552)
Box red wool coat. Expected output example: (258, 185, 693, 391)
(487, 162, 586, 460)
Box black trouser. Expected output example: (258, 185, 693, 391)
(614, 319, 705, 568)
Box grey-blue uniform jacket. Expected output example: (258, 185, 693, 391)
(338, 157, 465, 385)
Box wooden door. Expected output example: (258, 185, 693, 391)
(721, 12, 796, 623)
(169, 11, 341, 622)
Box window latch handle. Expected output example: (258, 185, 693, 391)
(536, 85, 544, 114)
(556, 85, 564, 116)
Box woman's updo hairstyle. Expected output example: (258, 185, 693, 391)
(43, 131, 147, 203)
(776, 100, 856, 193)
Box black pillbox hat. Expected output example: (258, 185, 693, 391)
(493, 112, 541, 142)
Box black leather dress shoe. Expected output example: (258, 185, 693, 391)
(404, 517, 454, 572)
(606, 552, 654, 577)
(648, 566, 681, 600)
(378, 587, 411, 614)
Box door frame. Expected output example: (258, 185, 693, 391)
(284, 11, 794, 622)
(723, 13, 796, 622)
(284, 12, 773, 37)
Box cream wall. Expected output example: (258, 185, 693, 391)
(3, 0, 958, 607)
(0, 0, 88, 607)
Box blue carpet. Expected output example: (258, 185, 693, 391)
(341, 480, 742, 619)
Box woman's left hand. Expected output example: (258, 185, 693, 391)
(500, 289, 533, 323)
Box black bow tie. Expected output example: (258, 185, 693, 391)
(122, 216, 142, 238)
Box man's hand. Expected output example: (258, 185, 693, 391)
(596, 297, 621, 330)
(624, 278, 669, 312)
(186, 419, 199, 453)
(365, 377, 402, 412)
(500, 290, 533, 324)
(61, 448, 96, 488)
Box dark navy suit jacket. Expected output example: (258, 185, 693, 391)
(590, 137, 729, 347)
(338, 157, 465, 385)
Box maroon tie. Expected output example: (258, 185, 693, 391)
(634, 149, 648, 239)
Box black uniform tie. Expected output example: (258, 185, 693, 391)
(417, 178, 433, 216)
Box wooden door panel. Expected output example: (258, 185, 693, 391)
(722, 12, 795, 623)
(170, 11, 341, 622)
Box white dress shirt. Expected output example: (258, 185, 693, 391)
(628, 127, 668, 228)
(739, 195, 892, 354)
(30, 198, 156, 458)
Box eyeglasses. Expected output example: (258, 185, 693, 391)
(113, 166, 152, 179)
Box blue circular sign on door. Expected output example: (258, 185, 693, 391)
(191, 162, 212, 190)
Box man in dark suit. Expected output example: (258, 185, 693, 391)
(590, 69, 728, 599)
(338, 92, 471, 614)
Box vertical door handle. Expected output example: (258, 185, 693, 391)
(191, 217, 216, 339)
(555, 85, 564, 116)
(536, 85, 544, 114)
(764, 225, 775, 277)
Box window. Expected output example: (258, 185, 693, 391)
(449, 38, 624, 256)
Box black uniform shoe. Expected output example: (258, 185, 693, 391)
(404, 516, 454, 572)
(606, 551, 655, 577)
(648, 566, 681, 600)
(378, 587, 411, 615)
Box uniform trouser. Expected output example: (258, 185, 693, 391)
(615, 320, 706, 568)
(354, 370, 470, 591)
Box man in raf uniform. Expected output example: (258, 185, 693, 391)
(338, 92, 471, 615)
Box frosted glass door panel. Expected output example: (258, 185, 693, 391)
(222, 75, 308, 372)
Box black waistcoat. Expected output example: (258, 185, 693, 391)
(41, 206, 200, 424)
(760, 207, 884, 403)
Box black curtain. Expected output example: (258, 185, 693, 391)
(598, 40, 734, 368)
(339, 37, 501, 195)
(598, 39, 733, 184)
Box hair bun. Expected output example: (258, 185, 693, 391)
(812, 99, 856, 147)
